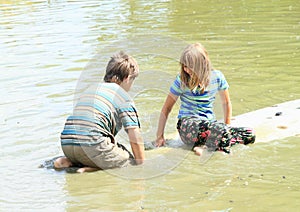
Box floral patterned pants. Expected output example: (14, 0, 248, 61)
(177, 117, 256, 153)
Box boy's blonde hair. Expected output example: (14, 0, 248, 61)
(104, 51, 139, 83)
(180, 43, 211, 92)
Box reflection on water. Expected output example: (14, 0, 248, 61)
(1, 0, 299, 211)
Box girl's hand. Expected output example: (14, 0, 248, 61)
(155, 136, 166, 147)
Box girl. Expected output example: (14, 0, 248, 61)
(155, 43, 255, 156)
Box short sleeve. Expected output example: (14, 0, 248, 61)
(170, 75, 183, 96)
(118, 103, 140, 130)
(217, 71, 229, 90)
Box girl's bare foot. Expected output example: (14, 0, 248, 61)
(193, 145, 208, 156)
(193, 146, 204, 156)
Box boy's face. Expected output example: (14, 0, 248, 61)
(119, 73, 137, 92)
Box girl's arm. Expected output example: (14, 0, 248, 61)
(156, 92, 178, 147)
(219, 89, 232, 125)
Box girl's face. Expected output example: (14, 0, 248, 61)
(183, 65, 192, 76)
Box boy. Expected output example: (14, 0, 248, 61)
(53, 51, 145, 173)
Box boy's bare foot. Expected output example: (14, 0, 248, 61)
(77, 167, 99, 173)
(53, 157, 73, 169)
(53, 157, 99, 173)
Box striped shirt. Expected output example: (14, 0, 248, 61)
(61, 83, 140, 146)
(170, 70, 229, 121)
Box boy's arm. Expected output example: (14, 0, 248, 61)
(127, 127, 145, 165)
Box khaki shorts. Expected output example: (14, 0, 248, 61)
(62, 137, 135, 169)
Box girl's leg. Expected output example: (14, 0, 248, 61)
(229, 127, 256, 145)
(206, 121, 232, 153)
(178, 118, 239, 154)
(177, 118, 202, 145)
(177, 118, 255, 155)
(177, 118, 210, 155)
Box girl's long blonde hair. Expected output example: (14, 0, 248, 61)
(180, 43, 211, 92)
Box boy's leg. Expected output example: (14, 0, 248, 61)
(39, 156, 68, 169)
(79, 137, 134, 170)
(61, 145, 98, 173)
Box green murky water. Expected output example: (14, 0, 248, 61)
(1, 0, 299, 211)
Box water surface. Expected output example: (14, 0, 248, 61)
(1, 0, 300, 211)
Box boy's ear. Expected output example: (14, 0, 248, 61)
(111, 75, 121, 84)
(123, 76, 130, 82)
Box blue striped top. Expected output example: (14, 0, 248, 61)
(170, 70, 229, 121)
(61, 83, 140, 146)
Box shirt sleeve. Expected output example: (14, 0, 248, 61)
(217, 71, 229, 90)
(119, 103, 140, 129)
(170, 75, 183, 96)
